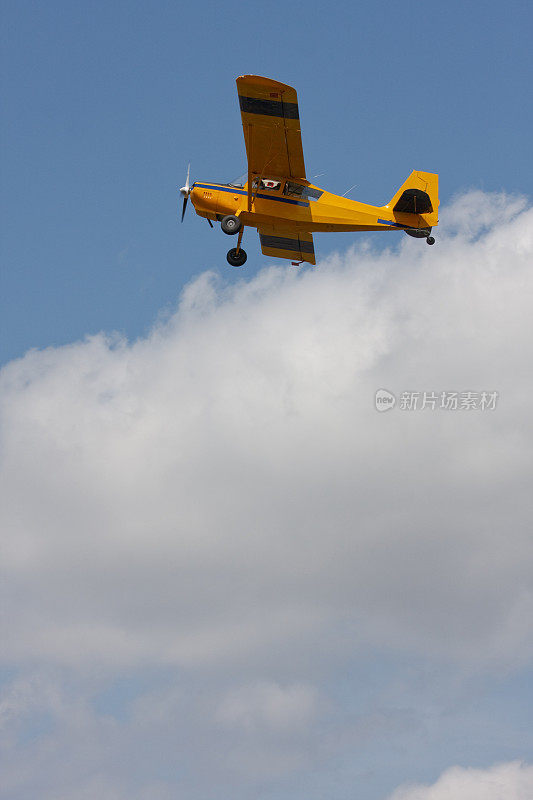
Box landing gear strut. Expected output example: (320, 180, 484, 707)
(226, 225, 247, 266)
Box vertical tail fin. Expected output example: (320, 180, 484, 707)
(386, 171, 439, 226)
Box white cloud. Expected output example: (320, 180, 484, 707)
(388, 761, 533, 800)
(1, 191, 533, 797)
(216, 682, 318, 731)
(1, 190, 532, 675)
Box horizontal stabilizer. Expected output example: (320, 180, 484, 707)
(393, 188, 433, 215)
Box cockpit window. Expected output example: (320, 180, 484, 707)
(252, 178, 281, 191)
(302, 186, 323, 200)
(228, 173, 247, 188)
(283, 181, 323, 201)
(283, 181, 304, 197)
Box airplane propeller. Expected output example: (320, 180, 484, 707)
(180, 163, 191, 222)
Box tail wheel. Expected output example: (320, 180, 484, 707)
(426, 236, 435, 245)
(227, 248, 247, 267)
(221, 215, 242, 235)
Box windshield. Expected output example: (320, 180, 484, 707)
(228, 173, 247, 188)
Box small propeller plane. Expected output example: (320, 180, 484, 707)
(180, 75, 439, 267)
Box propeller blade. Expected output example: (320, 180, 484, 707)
(180, 164, 191, 222)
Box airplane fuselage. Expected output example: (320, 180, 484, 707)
(189, 175, 438, 235)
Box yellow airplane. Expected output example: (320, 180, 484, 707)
(180, 75, 438, 267)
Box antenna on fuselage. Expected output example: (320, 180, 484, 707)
(342, 184, 357, 197)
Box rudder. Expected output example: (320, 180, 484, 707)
(386, 171, 439, 226)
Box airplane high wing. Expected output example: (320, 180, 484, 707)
(236, 75, 307, 183)
(258, 227, 316, 265)
(237, 75, 313, 263)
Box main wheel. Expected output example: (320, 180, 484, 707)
(221, 215, 241, 235)
(426, 236, 435, 245)
(227, 248, 247, 267)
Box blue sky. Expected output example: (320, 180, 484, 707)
(2, 0, 532, 364)
(1, 3, 533, 800)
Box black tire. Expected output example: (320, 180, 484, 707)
(426, 236, 435, 246)
(227, 248, 247, 267)
(221, 215, 241, 235)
